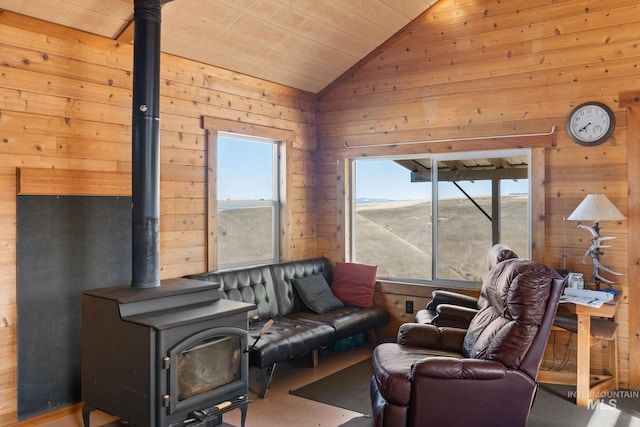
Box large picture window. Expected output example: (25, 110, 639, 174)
(217, 133, 279, 268)
(352, 150, 530, 285)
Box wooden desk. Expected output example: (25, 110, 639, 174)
(538, 295, 619, 407)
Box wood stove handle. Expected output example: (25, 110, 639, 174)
(191, 395, 248, 420)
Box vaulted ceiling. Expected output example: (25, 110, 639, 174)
(0, 0, 439, 93)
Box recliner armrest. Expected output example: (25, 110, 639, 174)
(412, 357, 507, 380)
(426, 290, 479, 311)
(397, 323, 466, 352)
(430, 304, 479, 328)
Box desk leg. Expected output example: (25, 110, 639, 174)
(576, 313, 590, 407)
(611, 333, 619, 391)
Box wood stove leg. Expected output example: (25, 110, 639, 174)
(240, 403, 248, 427)
(258, 363, 276, 399)
(82, 404, 95, 427)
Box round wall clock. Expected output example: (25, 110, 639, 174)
(566, 102, 615, 146)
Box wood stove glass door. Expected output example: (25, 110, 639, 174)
(166, 326, 248, 416)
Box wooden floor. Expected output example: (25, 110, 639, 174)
(24, 347, 373, 427)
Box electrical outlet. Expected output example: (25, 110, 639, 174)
(405, 300, 414, 314)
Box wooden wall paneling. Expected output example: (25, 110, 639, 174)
(323, 64, 636, 120)
(0, 61, 131, 110)
(316, 0, 638, 388)
(0, 12, 317, 422)
(319, 124, 557, 152)
(326, 75, 632, 127)
(549, 163, 628, 186)
(343, 2, 639, 85)
(547, 182, 630, 201)
(318, 81, 625, 128)
(0, 157, 123, 177)
(373, 24, 635, 79)
(0, 172, 16, 333)
(0, 359, 18, 425)
(531, 147, 546, 262)
(159, 52, 316, 126)
(160, 244, 205, 270)
(620, 90, 640, 389)
(16, 168, 130, 196)
(333, 40, 639, 103)
(1, 111, 131, 148)
(0, 130, 57, 159)
(285, 142, 319, 260)
(547, 153, 630, 380)
(173, 55, 316, 108)
(162, 90, 307, 134)
(1, 0, 640, 422)
(0, 174, 17, 424)
(314, 154, 340, 259)
(55, 137, 130, 165)
(547, 150, 629, 175)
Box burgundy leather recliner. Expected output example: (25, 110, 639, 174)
(414, 243, 520, 327)
(371, 257, 565, 427)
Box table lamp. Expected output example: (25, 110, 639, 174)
(567, 193, 625, 290)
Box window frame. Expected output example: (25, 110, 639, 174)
(216, 132, 280, 269)
(203, 117, 293, 272)
(348, 148, 534, 288)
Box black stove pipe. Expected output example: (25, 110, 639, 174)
(131, 0, 162, 288)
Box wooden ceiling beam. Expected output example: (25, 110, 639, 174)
(115, 19, 135, 43)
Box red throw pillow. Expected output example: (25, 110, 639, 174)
(331, 262, 378, 308)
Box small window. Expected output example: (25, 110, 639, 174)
(217, 133, 279, 268)
(352, 150, 530, 285)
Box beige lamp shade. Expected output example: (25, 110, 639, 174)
(567, 193, 625, 222)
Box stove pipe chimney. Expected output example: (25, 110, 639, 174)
(131, 0, 163, 288)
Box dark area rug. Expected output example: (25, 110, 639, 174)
(290, 358, 373, 415)
(527, 384, 640, 427)
(290, 357, 640, 427)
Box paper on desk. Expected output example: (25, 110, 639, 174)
(559, 287, 614, 308)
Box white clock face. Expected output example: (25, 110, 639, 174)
(568, 104, 612, 144)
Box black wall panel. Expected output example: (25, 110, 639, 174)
(17, 196, 132, 419)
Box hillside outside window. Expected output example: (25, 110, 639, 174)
(217, 133, 279, 269)
(351, 149, 530, 286)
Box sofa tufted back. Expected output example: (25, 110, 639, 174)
(270, 257, 333, 316)
(462, 258, 562, 369)
(185, 257, 333, 320)
(186, 265, 279, 321)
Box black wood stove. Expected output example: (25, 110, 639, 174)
(81, 1, 255, 425)
(81, 278, 255, 427)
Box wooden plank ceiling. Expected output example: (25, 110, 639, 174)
(0, 0, 439, 93)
